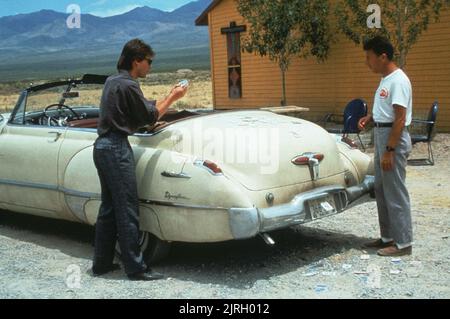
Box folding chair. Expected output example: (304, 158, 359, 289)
(408, 101, 438, 166)
(322, 99, 368, 151)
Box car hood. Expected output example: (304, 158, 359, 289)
(155, 111, 346, 191)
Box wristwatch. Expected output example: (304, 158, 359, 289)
(386, 146, 395, 152)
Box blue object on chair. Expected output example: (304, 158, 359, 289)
(408, 101, 438, 166)
(323, 99, 368, 151)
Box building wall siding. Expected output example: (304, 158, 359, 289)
(206, 0, 450, 131)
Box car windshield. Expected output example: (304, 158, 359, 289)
(26, 83, 103, 113)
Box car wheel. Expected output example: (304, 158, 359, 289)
(140, 232, 171, 264)
(115, 231, 171, 265)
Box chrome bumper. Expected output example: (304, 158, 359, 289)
(229, 175, 375, 239)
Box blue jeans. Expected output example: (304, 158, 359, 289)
(93, 132, 147, 275)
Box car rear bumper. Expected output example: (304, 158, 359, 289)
(228, 175, 375, 239)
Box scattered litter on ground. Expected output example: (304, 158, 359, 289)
(314, 284, 329, 293)
(321, 271, 337, 276)
(391, 258, 402, 264)
(302, 271, 319, 277)
(342, 264, 353, 271)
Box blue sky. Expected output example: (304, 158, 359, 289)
(0, 0, 196, 18)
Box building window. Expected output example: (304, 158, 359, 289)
(222, 22, 246, 99)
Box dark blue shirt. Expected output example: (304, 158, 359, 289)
(97, 70, 159, 136)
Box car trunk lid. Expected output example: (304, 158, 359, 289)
(160, 111, 346, 191)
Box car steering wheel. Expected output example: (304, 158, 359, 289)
(44, 103, 80, 126)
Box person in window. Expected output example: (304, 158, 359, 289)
(229, 67, 241, 99)
(228, 56, 241, 99)
(92, 39, 187, 280)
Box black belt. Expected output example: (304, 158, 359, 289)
(373, 122, 410, 130)
(102, 130, 128, 138)
(374, 122, 393, 128)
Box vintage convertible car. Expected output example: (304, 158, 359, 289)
(0, 74, 375, 263)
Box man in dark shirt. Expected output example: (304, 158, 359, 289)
(92, 39, 187, 281)
(97, 71, 159, 136)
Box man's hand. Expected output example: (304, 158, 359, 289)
(169, 86, 188, 101)
(358, 114, 372, 131)
(381, 151, 395, 171)
(156, 86, 188, 120)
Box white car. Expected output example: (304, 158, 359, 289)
(0, 75, 374, 262)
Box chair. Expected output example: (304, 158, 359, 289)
(408, 101, 438, 166)
(322, 99, 368, 151)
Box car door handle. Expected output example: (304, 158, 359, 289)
(48, 131, 62, 142)
(161, 171, 191, 179)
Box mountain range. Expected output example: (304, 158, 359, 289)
(0, 0, 212, 81)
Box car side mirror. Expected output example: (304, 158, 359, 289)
(62, 92, 79, 99)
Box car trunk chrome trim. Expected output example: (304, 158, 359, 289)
(257, 186, 348, 232)
(139, 199, 229, 210)
(228, 175, 375, 239)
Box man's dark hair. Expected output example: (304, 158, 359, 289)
(363, 36, 394, 60)
(117, 39, 154, 71)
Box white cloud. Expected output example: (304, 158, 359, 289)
(90, 0, 108, 7)
(85, 0, 108, 10)
(88, 4, 140, 17)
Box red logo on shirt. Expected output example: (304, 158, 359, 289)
(380, 88, 389, 99)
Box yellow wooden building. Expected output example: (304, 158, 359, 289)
(196, 0, 450, 132)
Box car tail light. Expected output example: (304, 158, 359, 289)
(292, 156, 310, 165)
(195, 159, 223, 175)
(292, 153, 324, 165)
(203, 160, 222, 174)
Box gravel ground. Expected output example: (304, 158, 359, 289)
(0, 134, 449, 299)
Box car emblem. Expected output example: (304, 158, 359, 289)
(291, 153, 324, 181)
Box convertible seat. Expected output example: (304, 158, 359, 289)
(68, 118, 99, 128)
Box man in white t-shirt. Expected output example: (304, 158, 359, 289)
(358, 36, 413, 256)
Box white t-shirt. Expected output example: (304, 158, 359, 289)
(373, 69, 412, 126)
